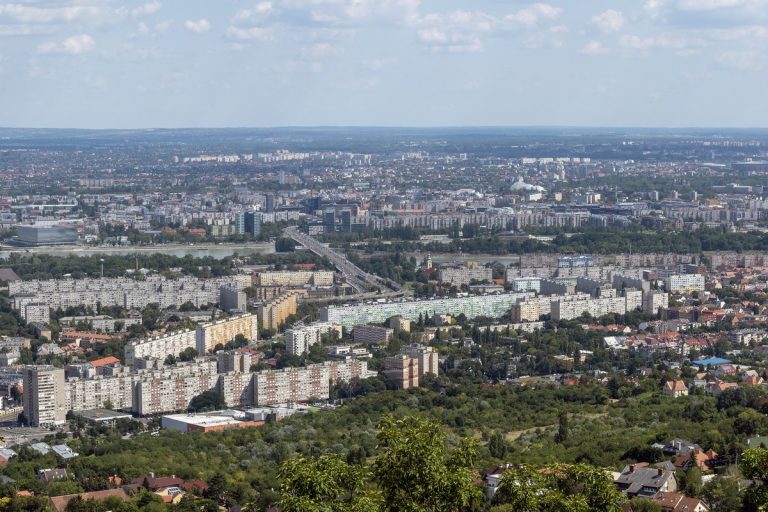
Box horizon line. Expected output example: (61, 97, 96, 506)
(3, 124, 768, 132)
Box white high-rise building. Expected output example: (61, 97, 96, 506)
(23, 366, 66, 426)
(285, 323, 342, 355)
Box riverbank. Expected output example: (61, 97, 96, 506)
(0, 242, 275, 259)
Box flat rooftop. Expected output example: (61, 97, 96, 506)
(73, 408, 133, 422)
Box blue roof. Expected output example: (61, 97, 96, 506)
(692, 357, 732, 367)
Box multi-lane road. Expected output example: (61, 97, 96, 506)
(283, 226, 403, 295)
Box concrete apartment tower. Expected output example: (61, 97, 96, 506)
(23, 366, 66, 426)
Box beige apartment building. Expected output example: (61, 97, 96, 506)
(382, 355, 419, 389)
(258, 293, 297, 331)
(196, 313, 259, 353)
(254, 271, 334, 287)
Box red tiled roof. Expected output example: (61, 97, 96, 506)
(50, 488, 130, 512)
(131, 476, 184, 489)
(89, 356, 121, 367)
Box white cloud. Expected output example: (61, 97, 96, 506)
(619, 34, 691, 50)
(592, 10, 625, 33)
(523, 25, 568, 49)
(363, 57, 397, 70)
(185, 19, 210, 34)
(300, 42, 337, 58)
(677, 0, 748, 10)
(411, 10, 495, 53)
(645, 0, 665, 17)
(233, 2, 273, 23)
(38, 34, 95, 55)
(0, 4, 102, 24)
(132, 2, 161, 17)
(581, 40, 608, 55)
(155, 21, 171, 33)
(226, 26, 272, 41)
(505, 3, 562, 27)
(715, 49, 765, 68)
(279, 0, 420, 25)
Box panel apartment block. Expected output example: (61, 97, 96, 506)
(196, 314, 258, 354)
(321, 293, 531, 329)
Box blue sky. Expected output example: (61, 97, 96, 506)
(1, 0, 768, 128)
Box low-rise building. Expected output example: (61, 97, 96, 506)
(353, 324, 394, 346)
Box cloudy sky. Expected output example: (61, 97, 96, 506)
(1, 0, 768, 128)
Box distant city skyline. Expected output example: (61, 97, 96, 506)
(1, 0, 768, 129)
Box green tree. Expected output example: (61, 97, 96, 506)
(554, 410, 569, 444)
(493, 463, 625, 512)
(629, 498, 662, 512)
(373, 416, 482, 512)
(682, 467, 702, 497)
(277, 454, 381, 512)
(734, 409, 766, 437)
(489, 432, 508, 459)
(742, 447, 768, 512)
(703, 476, 742, 512)
(188, 391, 226, 412)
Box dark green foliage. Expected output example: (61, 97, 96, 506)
(373, 416, 482, 512)
(188, 391, 226, 412)
(488, 432, 507, 459)
(492, 463, 625, 512)
(275, 238, 297, 252)
(277, 454, 380, 512)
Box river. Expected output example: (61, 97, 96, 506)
(0, 242, 276, 260)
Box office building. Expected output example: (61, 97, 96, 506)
(323, 209, 336, 232)
(23, 366, 66, 426)
(220, 286, 247, 313)
(341, 210, 352, 232)
(15, 225, 77, 247)
(236, 211, 261, 237)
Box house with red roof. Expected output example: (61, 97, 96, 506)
(674, 448, 718, 472)
(663, 380, 688, 398)
(652, 491, 709, 512)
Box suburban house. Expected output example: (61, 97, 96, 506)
(37, 468, 69, 483)
(614, 464, 677, 498)
(652, 491, 710, 512)
(663, 380, 688, 398)
(674, 448, 718, 472)
(49, 489, 130, 512)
